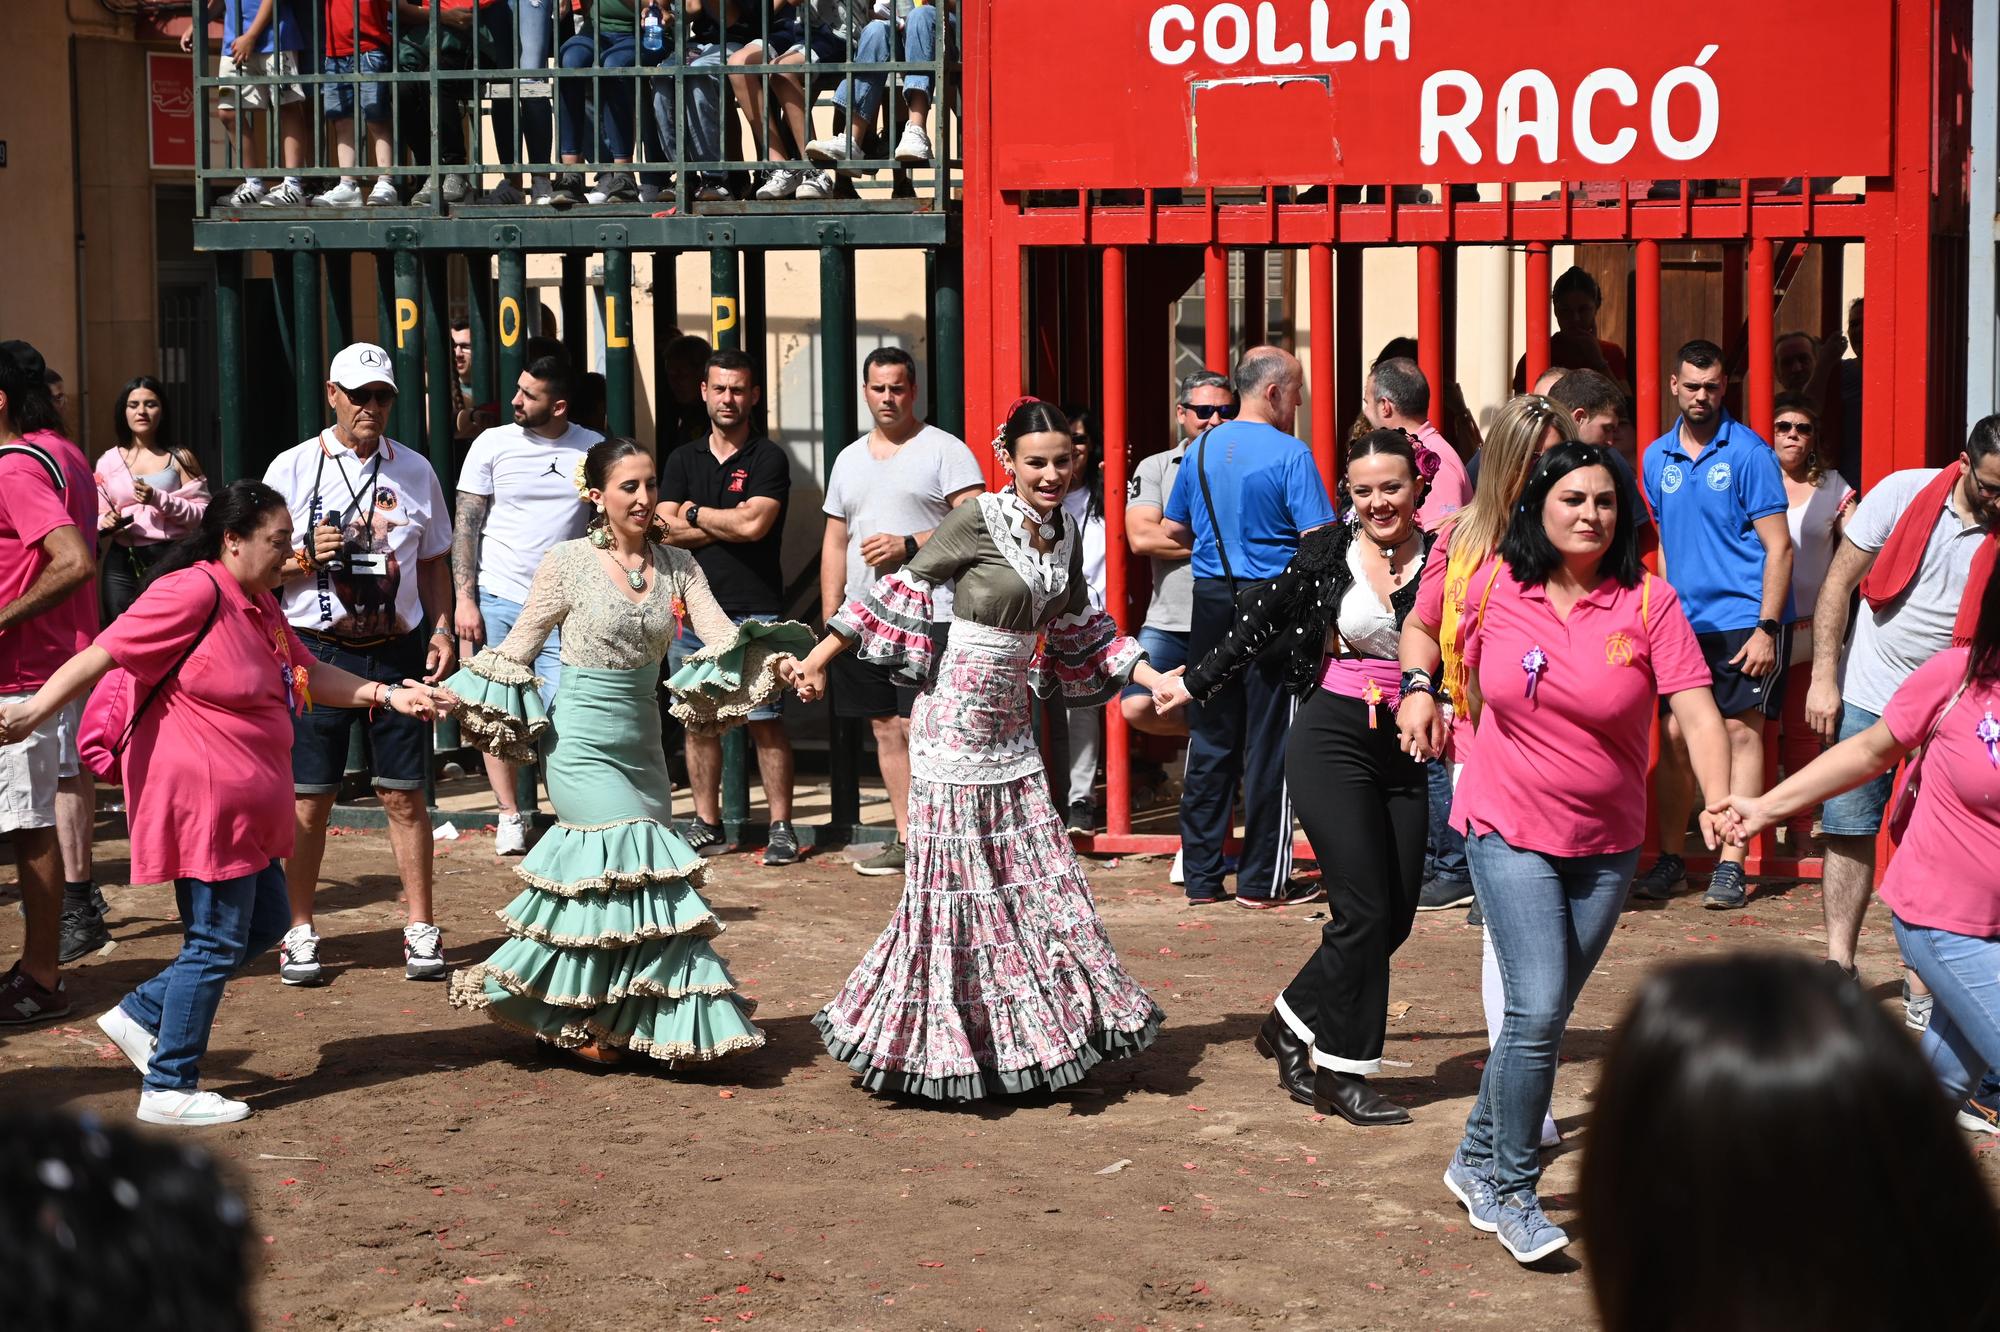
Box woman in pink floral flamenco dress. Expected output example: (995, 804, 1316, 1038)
(790, 399, 1180, 1102)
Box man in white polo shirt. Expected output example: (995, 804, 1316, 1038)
(451, 353, 601, 855)
(264, 343, 455, 987)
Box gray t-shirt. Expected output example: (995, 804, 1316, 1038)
(1838, 467, 1991, 716)
(823, 424, 983, 619)
(1128, 441, 1193, 633)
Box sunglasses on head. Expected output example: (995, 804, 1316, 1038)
(1774, 419, 1817, 437)
(342, 386, 397, 406)
(1181, 403, 1237, 421)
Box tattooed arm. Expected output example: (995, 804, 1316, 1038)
(452, 491, 492, 649)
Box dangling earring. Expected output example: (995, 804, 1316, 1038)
(589, 516, 611, 549)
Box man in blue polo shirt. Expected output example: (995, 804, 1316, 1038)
(1161, 346, 1336, 908)
(1636, 338, 1794, 910)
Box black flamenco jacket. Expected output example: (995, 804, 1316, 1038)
(1183, 520, 1437, 703)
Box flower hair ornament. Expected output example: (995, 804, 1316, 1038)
(990, 395, 1047, 469)
(571, 458, 592, 503)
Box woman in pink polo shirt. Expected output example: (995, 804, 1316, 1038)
(1718, 568, 2000, 1140)
(1400, 442, 1733, 1265)
(0, 481, 450, 1128)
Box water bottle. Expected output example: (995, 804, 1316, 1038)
(641, 0, 665, 53)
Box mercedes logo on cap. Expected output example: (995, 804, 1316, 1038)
(358, 348, 389, 369)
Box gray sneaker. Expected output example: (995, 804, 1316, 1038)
(1442, 1151, 1500, 1232)
(763, 820, 800, 866)
(1494, 1193, 1571, 1264)
(1904, 978, 1935, 1031)
(855, 839, 906, 877)
(1702, 861, 1749, 910)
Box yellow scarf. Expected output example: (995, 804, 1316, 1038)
(1437, 543, 1499, 726)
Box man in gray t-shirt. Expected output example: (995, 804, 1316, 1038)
(1803, 424, 2000, 979)
(1119, 369, 1234, 741)
(818, 347, 982, 876)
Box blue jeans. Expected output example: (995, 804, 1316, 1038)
(1119, 625, 1187, 701)
(832, 6, 952, 123)
(558, 31, 649, 160)
(479, 589, 562, 709)
(119, 862, 291, 1092)
(1892, 916, 2000, 1102)
(650, 41, 737, 174)
(1423, 758, 1469, 884)
(1458, 832, 1639, 1198)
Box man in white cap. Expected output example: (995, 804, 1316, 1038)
(263, 343, 455, 986)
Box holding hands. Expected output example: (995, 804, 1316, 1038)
(1704, 794, 1769, 849)
(1148, 669, 1193, 716)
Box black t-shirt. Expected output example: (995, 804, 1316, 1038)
(659, 434, 791, 618)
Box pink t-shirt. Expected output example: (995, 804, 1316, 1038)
(97, 564, 312, 886)
(1415, 422, 1474, 534)
(1879, 648, 2000, 937)
(1452, 563, 1711, 857)
(1414, 524, 1479, 759)
(0, 430, 99, 693)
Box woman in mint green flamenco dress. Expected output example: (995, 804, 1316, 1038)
(442, 440, 810, 1067)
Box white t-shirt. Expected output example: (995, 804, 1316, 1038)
(823, 425, 983, 619)
(1061, 485, 1106, 610)
(265, 432, 453, 639)
(1785, 469, 1852, 628)
(1838, 467, 1992, 716)
(458, 421, 602, 602)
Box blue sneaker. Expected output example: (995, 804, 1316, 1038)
(1494, 1193, 1571, 1264)
(1442, 1151, 1500, 1232)
(1703, 861, 1749, 910)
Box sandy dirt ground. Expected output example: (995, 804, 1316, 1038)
(2, 820, 1993, 1331)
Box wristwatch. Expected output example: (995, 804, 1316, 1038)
(903, 534, 919, 561)
(685, 504, 702, 530)
(1755, 618, 1781, 638)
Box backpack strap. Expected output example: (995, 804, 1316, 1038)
(0, 442, 65, 492)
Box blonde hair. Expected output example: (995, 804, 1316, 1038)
(1443, 395, 1576, 561)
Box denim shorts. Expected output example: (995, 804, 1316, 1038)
(668, 613, 783, 722)
(1821, 701, 1893, 836)
(292, 629, 431, 793)
(322, 48, 391, 122)
(1119, 625, 1188, 701)
(479, 589, 561, 710)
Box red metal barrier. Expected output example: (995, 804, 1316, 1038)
(959, 0, 1971, 871)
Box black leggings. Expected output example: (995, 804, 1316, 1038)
(101, 541, 169, 622)
(1276, 688, 1428, 1072)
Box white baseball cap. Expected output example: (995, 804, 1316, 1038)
(328, 342, 397, 391)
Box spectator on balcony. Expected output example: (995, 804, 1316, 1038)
(550, 0, 654, 205)
(801, 0, 953, 201)
(480, 0, 560, 204)
(644, 0, 756, 204)
(1512, 266, 1632, 393)
(730, 0, 864, 201)
(400, 0, 517, 209)
(186, 0, 311, 208)
(310, 0, 415, 207)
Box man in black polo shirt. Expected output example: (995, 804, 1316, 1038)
(658, 350, 798, 863)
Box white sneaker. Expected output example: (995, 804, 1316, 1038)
(404, 922, 446, 981)
(258, 179, 308, 207)
(137, 1087, 250, 1127)
(97, 1005, 156, 1078)
(226, 178, 268, 207)
(278, 924, 325, 986)
(494, 813, 528, 857)
(1168, 847, 1186, 886)
(312, 179, 364, 208)
(692, 176, 732, 202)
(365, 177, 400, 206)
(755, 168, 805, 200)
(805, 134, 856, 165)
(893, 123, 932, 165)
(794, 169, 837, 201)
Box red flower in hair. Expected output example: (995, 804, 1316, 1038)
(1412, 441, 1443, 482)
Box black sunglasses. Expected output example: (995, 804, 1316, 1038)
(1774, 420, 1817, 437)
(1181, 403, 1237, 421)
(342, 386, 397, 406)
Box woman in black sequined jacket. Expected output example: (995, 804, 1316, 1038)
(1158, 429, 1440, 1129)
